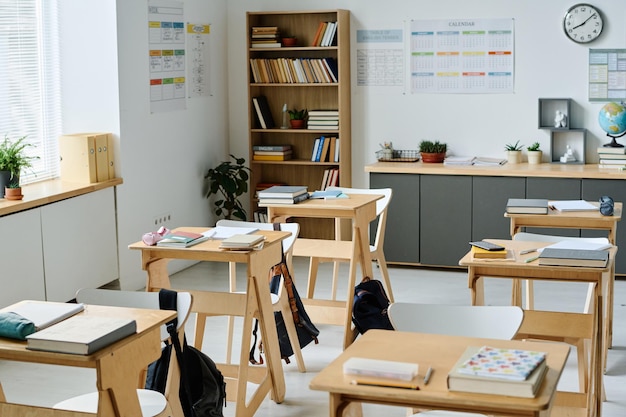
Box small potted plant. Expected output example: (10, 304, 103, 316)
(204, 155, 251, 221)
(0, 134, 38, 200)
(419, 140, 447, 163)
(281, 36, 297, 47)
(505, 140, 524, 164)
(288, 108, 307, 129)
(527, 141, 542, 165)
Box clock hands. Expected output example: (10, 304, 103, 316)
(572, 13, 597, 30)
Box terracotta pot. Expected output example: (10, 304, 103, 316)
(4, 186, 23, 200)
(421, 152, 446, 163)
(282, 37, 297, 47)
(290, 119, 306, 129)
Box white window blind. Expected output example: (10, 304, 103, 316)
(0, 0, 61, 184)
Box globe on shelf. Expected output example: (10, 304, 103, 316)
(598, 101, 626, 147)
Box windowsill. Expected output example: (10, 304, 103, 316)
(0, 177, 123, 217)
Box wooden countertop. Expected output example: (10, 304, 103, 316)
(0, 177, 123, 217)
(365, 161, 626, 179)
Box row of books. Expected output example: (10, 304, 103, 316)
(320, 167, 340, 190)
(311, 136, 340, 162)
(257, 185, 310, 205)
(308, 110, 339, 130)
(597, 145, 626, 169)
(312, 21, 338, 47)
(252, 95, 275, 129)
(253, 144, 293, 161)
(250, 26, 281, 48)
(253, 208, 268, 223)
(249, 58, 338, 84)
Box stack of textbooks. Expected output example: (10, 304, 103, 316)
(253, 145, 293, 161)
(257, 185, 309, 205)
(308, 109, 339, 130)
(597, 146, 626, 169)
(447, 345, 547, 398)
(311, 136, 340, 162)
(538, 247, 609, 268)
(250, 26, 281, 48)
(218, 234, 266, 250)
(505, 198, 549, 214)
(157, 230, 211, 248)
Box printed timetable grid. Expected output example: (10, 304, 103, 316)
(410, 18, 514, 94)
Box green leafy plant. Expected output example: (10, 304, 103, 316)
(419, 140, 447, 153)
(0, 134, 39, 187)
(204, 155, 251, 221)
(504, 140, 524, 151)
(288, 108, 308, 120)
(527, 142, 541, 152)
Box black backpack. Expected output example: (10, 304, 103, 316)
(352, 277, 394, 334)
(145, 289, 226, 417)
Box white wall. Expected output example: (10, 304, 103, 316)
(228, 0, 626, 188)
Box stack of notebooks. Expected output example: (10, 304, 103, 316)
(308, 110, 339, 130)
(253, 145, 293, 161)
(343, 357, 420, 389)
(447, 345, 547, 398)
(505, 198, 549, 214)
(257, 185, 309, 205)
(250, 26, 281, 48)
(597, 146, 626, 169)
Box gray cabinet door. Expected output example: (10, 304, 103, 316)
(473, 176, 526, 240)
(582, 179, 626, 274)
(526, 177, 581, 237)
(370, 173, 419, 263)
(420, 175, 472, 266)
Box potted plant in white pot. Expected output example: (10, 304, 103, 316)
(0, 134, 38, 200)
(527, 142, 542, 165)
(504, 140, 524, 164)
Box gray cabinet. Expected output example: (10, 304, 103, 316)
(370, 173, 419, 263)
(420, 175, 472, 266)
(472, 176, 525, 241)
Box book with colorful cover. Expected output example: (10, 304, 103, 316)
(456, 345, 546, 381)
(156, 230, 210, 248)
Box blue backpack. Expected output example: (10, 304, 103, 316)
(352, 277, 394, 334)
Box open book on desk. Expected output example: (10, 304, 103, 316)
(548, 200, 598, 212)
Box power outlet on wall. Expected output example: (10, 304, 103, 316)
(153, 212, 172, 227)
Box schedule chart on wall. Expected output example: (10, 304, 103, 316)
(410, 18, 514, 94)
(589, 49, 626, 102)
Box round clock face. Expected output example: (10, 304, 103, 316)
(563, 4, 604, 43)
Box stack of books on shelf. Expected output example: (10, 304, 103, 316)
(257, 185, 310, 205)
(249, 58, 338, 84)
(311, 136, 340, 162)
(253, 144, 293, 161)
(597, 146, 626, 169)
(312, 21, 338, 47)
(252, 96, 275, 129)
(253, 208, 268, 223)
(308, 109, 339, 130)
(447, 345, 547, 398)
(250, 26, 281, 48)
(505, 198, 549, 214)
(320, 168, 340, 190)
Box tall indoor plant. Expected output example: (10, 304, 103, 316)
(204, 154, 251, 221)
(0, 134, 38, 199)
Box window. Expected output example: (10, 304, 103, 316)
(0, 0, 61, 184)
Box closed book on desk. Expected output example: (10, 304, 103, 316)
(26, 315, 137, 355)
(7, 301, 85, 331)
(471, 246, 507, 259)
(259, 193, 310, 205)
(538, 247, 609, 268)
(156, 230, 210, 248)
(447, 346, 548, 398)
(219, 234, 265, 249)
(343, 357, 418, 381)
(506, 198, 549, 214)
(257, 185, 308, 198)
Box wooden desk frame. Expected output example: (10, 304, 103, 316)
(310, 329, 570, 417)
(459, 240, 614, 417)
(129, 228, 289, 417)
(264, 194, 381, 349)
(0, 304, 174, 417)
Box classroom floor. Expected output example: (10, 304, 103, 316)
(1, 258, 625, 416)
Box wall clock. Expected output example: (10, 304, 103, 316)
(563, 4, 604, 43)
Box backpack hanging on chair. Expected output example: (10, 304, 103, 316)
(352, 276, 394, 334)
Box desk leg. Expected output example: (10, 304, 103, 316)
(468, 267, 484, 306)
(143, 258, 172, 291)
(330, 394, 363, 417)
(0, 383, 5, 402)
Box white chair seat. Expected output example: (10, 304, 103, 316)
(54, 389, 166, 417)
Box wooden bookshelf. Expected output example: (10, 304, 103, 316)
(247, 10, 351, 239)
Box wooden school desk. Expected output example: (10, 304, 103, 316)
(129, 227, 289, 417)
(0, 304, 174, 417)
(309, 329, 570, 417)
(505, 201, 622, 349)
(459, 239, 615, 417)
(263, 193, 382, 349)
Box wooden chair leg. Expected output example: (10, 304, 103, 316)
(194, 312, 207, 350)
(278, 295, 306, 372)
(374, 251, 394, 303)
(331, 261, 341, 300)
(306, 257, 320, 298)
